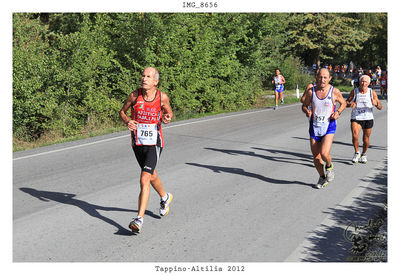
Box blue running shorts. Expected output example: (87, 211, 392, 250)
(309, 119, 337, 142)
(275, 85, 284, 93)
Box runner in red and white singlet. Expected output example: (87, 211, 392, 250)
(131, 88, 164, 148)
(120, 67, 173, 233)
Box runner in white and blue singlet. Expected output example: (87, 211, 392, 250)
(272, 68, 286, 110)
(308, 85, 337, 142)
(274, 75, 284, 93)
(302, 68, 347, 189)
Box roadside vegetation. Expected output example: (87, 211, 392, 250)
(13, 13, 386, 151)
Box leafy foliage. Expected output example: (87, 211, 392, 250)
(286, 13, 370, 66)
(12, 13, 387, 142)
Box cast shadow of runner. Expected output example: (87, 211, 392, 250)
(205, 147, 314, 168)
(19, 187, 160, 236)
(186, 163, 314, 188)
(299, 161, 387, 262)
(292, 136, 387, 151)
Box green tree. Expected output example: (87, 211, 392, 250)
(14, 12, 386, 147)
(344, 13, 387, 68)
(112, 13, 264, 116)
(286, 13, 369, 67)
(13, 13, 57, 140)
(50, 13, 127, 136)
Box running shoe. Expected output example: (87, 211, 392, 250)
(359, 154, 367, 164)
(352, 152, 361, 163)
(160, 193, 173, 216)
(281, 100, 284, 104)
(129, 217, 143, 233)
(325, 164, 334, 182)
(274, 105, 278, 110)
(315, 176, 328, 189)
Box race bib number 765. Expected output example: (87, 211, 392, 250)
(136, 123, 157, 145)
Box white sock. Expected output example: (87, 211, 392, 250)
(162, 194, 168, 201)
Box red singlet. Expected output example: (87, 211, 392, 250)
(131, 88, 164, 147)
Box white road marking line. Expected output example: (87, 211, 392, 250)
(12, 135, 129, 161)
(13, 104, 298, 161)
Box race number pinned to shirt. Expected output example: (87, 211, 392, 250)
(313, 115, 330, 136)
(136, 123, 158, 145)
(313, 114, 328, 125)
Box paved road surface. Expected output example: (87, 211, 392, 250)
(13, 100, 387, 262)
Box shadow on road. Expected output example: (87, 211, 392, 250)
(298, 159, 387, 262)
(205, 147, 314, 168)
(19, 188, 160, 236)
(186, 162, 314, 188)
(292, 136, 387, 151)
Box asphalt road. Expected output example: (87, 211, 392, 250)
(13, 99, 387, 262)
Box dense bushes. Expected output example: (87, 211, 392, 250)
(13, 13, 133, 140)
(13, 13, 386, 142)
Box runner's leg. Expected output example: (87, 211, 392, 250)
(150, 169, 167, 198)
(351, 121, 361, 153)
(310, 138, 325, 177)
(138, 171, 152, 218)
(320, 134, 334, 167)
(362, 128, 372, 154)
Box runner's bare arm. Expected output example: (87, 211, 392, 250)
(301, 83, 313, 104)
(346, 89, 355, 108)
(331, 88, 346, 119)
(119, 90, 139, 131)
(301, 88, 312, 117)
(372, 90, 383, 110)
(161, 92, 173, 124)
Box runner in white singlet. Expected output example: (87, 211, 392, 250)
(302, 68, 347, 189)
(309, 85, 336, 140)
(346, 75, 382, 164)
(272, 68, 286, 110)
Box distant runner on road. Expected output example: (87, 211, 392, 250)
(346, 75, 383, 164)
(119, 67, 174, 233)
(272, 68, 286, 110)
(301, 68, 347, 189)
(380, 71, 387, 100)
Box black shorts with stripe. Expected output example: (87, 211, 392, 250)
(132, 145, 162, 175)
